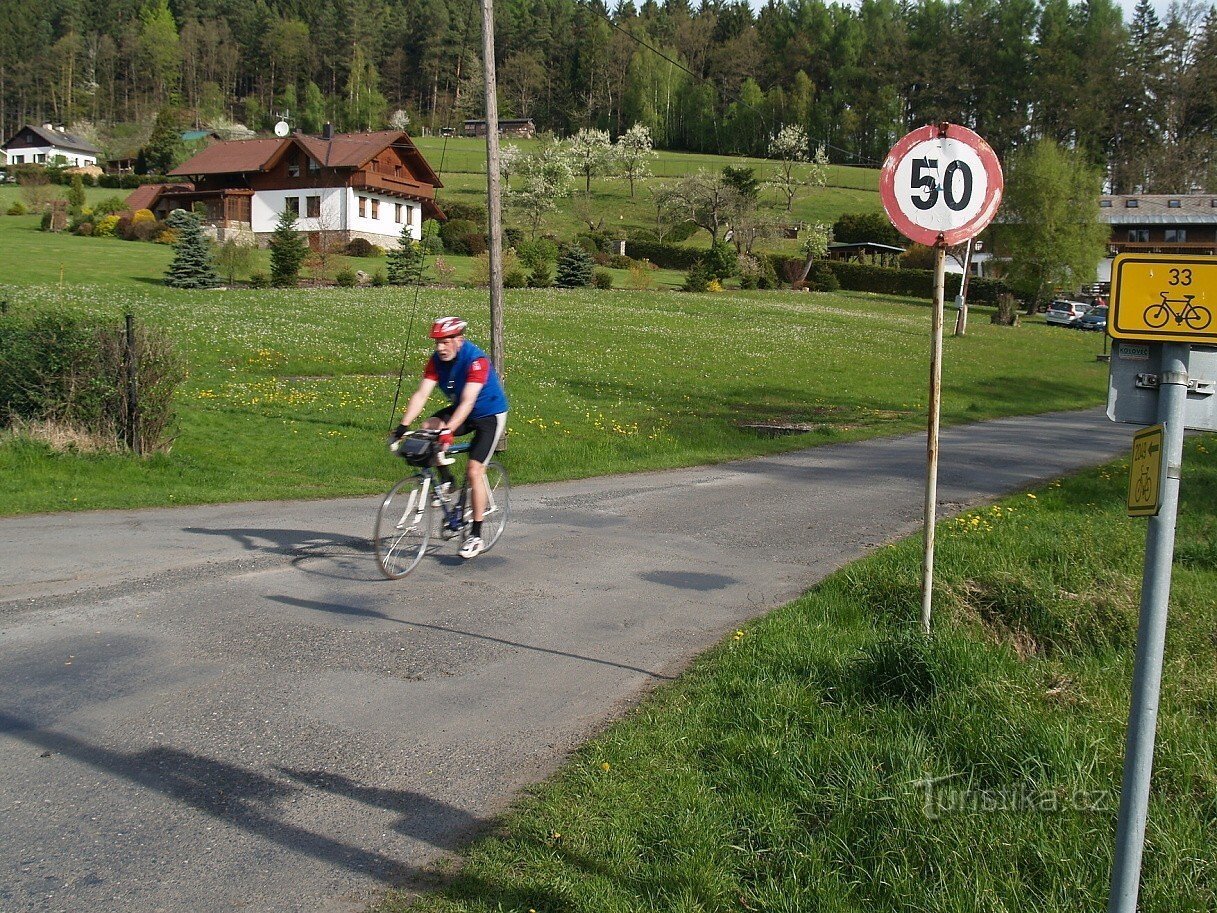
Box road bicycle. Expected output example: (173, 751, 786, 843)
(373, 429, 510, 579)
(1144, 292, 1212, 331)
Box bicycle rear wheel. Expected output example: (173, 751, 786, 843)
(475, 460, 510, 551)
(374, 476, 432, 579)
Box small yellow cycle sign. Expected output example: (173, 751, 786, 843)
(1109, 254, 1217, 343)
(1128, 424, 1165, 517)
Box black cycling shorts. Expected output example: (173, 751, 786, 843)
(431, 407, 507, 464)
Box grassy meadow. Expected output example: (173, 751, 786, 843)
(0, 198, 1113, 516)
(382, 438, 1217, 913)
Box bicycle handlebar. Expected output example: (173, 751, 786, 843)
(388, 428, 470, 463)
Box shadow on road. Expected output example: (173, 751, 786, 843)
(267, 594, 675, 680)
(184, 526, 378, 581)
(0, 710, 454, 880)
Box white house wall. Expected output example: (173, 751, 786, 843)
(3, 145, 98, 167)
(252, 187, 347, 234)
(251, 187, 421, 244)
(345, 188, 421, 242)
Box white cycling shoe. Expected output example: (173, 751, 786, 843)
(458, 535, 485, 560)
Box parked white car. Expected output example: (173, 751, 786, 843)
(1044, 300, 1093, 327)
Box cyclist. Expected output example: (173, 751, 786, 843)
(392, 316, 508, 559)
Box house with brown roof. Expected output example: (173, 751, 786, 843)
(1096, 193, 1217, 282)
(2, 124, 101, 168)
(129, 126, 444, 247)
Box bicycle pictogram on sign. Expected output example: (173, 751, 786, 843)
(1143, 292, 1212, 331)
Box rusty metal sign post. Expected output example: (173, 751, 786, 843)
(880, 123, 1003, 633)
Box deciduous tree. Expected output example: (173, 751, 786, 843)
(998, 139, 1108, 312)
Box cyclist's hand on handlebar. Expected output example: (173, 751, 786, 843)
(388, 423, 409, 450)
(438, 428, 454, 449)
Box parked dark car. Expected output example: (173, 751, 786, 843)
(1078, 305, 1109, 331)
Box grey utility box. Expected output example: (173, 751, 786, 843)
(1108, 340, 1217, 432)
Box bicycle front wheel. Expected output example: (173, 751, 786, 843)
(374, 476, 432, 579)
(1144, 304, 1170, 328)
(475, 460, 511, 551)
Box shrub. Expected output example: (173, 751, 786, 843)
(682, 260, 711, 292)
(420, 219, 443, 254)
(704, 240, 737, 280)
(75, 221, 94, 237)
(804, 259, 840, 292)
(40, 211, 53, 231)
(6, 201, 26, 216)
(593, 269, 613, 290)
(434, 256, 457, 285)
(95, 215, 120, 238)
(248, 272, 270, 288)
(463, 232, 488, 256)
(628, 261, 653, 290)
(503, 269, 528, 289)
(155, 228, 179, 245)
(345, 237, 377, 257)
(335, 268, 357, 287)
(439, 218, 477, 254)
(442, 201, 486, 225)
(516, 238, 558, 272)
(371, 270, 387, 287)
(387, 232, 431, 286)
(527, 263, 554, 288)
(0, 311, 184, 453)
(504, 227, 524, 248)
(555, 244, 595, 288)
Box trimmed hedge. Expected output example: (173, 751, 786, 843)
(763, 255, 1011, 303)
(622, 240, 702, 270)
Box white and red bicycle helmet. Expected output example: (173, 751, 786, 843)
(430, 316, 467, 339)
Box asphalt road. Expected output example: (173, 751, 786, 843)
(0, 408, 1132, 913)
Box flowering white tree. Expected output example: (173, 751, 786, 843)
(499, 143, 522, 189)
(509, 141, 575, 238)
(388, 109, 411, 131)
(767, 125, 827, 211)
(566, 128, 613, 195)
(615, 123, 655, 198)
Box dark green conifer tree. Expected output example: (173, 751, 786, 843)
(164, 210, 219, 289)
(386, 223, 431, 285)
(269, 208, 308, 287)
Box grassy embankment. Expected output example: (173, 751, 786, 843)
(380, 440, 1217, 913)
(0, 199, 1112, 515)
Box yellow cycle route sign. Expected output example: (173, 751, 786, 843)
(1128, 424, 1165, 517)
(1109, 254, 1217, 344)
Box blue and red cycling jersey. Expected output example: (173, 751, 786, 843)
(424, 341, 509, 419)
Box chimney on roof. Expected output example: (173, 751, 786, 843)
(323, 122, 334, 140)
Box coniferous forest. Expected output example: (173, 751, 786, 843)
(2, 0, 1214, 192)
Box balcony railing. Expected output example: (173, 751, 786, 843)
(351, 171, 434, 200)
(1110, 240, 1217, 254)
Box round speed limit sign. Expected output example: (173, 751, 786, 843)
(880, 123, 1003, 247)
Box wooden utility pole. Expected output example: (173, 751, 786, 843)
(480, 0, 505, 376)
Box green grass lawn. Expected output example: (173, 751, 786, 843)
(378, 438, 1217, 913)
(0, 194, 1109, 516)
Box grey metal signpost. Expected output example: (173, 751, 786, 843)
(1107, 343, 1187, 913)
(1104, 253, 1217, 912)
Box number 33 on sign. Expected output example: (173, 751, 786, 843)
(880, 123, 1003, 248)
